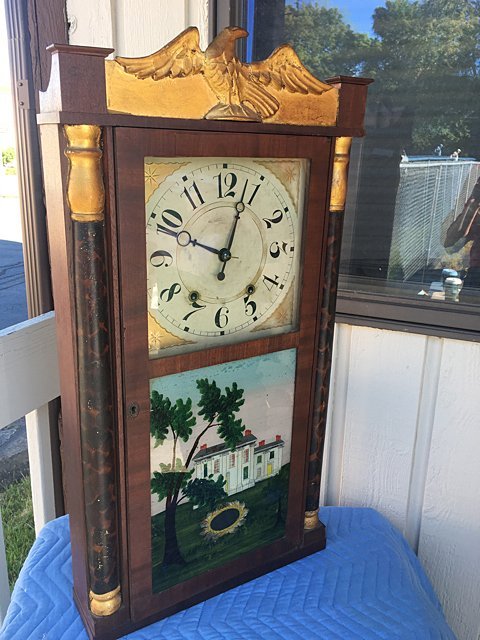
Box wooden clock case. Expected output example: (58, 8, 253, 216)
(37, 38, 371, 640)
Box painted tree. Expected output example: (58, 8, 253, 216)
(261, 464, 290, 527)
(150, 378, 245, 567)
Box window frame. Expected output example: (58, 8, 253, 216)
(336, 287, 480, 343)
(336, 136, 480, 342)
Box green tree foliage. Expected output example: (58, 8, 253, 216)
(261, 464, 289, 526)
(151, 465, 193, 503)
(183, 475, 227, 511)
(283, 0, 480, 155)
(150, 379, 245, 566)
(1, 146, 15, 167)
(150, 392, 196, 448)
(284, 2, 372, 78)
(371, 0, 480, 83)
(368, 0, 480, 153)
(197, 379, 245, 450)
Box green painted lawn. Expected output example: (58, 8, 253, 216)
(152, 466, 289, 592)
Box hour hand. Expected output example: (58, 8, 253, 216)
(159, 228, 220, 255)
(178, 231, 220, 255)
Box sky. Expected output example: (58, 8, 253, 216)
(150, 349, 297, 401)
(287, 0, 386, 34)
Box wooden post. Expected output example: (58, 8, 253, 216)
(0, 515, 10, 624)
(25, 405, 56, 534)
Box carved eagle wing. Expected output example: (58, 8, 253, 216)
(115, 29, 334, 122)
(238, 45, 333, 118)
(115, 27, 205, 80)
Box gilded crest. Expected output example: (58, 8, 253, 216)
(106, 27, 339, 125)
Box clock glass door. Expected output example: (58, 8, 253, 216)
(116, 126, 331, 619)
(145, 158, 308, 358)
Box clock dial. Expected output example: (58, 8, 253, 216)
(146, 158, 306, 357)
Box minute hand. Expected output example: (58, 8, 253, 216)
(217, 202, 245, 281)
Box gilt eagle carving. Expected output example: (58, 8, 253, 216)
(115, 26, 333, 122)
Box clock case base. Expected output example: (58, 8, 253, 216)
(38, 43, 371, 640)
(74, 525, 326, 640)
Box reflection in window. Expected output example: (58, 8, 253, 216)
(240, 0, 480, 307)
(443, 176, 480, 303)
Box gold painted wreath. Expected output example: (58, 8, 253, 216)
(201, 501, 248, 541)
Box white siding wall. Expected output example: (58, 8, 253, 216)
(66, 0, 210, 54)
(322, 325, 480, 640)
(62, 5, 480, 639)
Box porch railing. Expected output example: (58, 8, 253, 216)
(0, 311, 59, 622)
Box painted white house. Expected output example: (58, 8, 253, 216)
(192, 429, 284, 496)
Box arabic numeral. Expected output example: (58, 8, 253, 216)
(243, 295, 257, 317)
(215, 172, 237, 198)
(262, 274, 280, 291)
(182, 181, 205, 209)
(239, 178, 261, 205)
(263, 209, 283, 229)
(156, 209, 183, 236)
(214, 306, 229, 328)
(269, 241, 291, 259)
(160, 282, 181, 302)
(182, 300, 206, 322)
(246, 183, 261, 205)
(150, 249, 173, 268)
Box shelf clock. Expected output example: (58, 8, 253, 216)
(38, 26, 371, 640)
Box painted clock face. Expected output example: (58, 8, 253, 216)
(145, 157, 307, 357)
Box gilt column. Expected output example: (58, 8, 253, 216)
(305, 136, 353, 529)
(64, 124, 121, 615)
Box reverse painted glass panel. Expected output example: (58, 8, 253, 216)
(149, 349, 296, 592)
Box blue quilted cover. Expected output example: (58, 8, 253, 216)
(1, 507, 456, 639)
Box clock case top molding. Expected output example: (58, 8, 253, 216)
(38, 30, 371, 640)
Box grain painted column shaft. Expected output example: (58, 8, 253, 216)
(64, 125, 121, 616)
(305, 137, 353, 529)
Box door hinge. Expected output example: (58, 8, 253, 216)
(16, 80, 30, 110)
